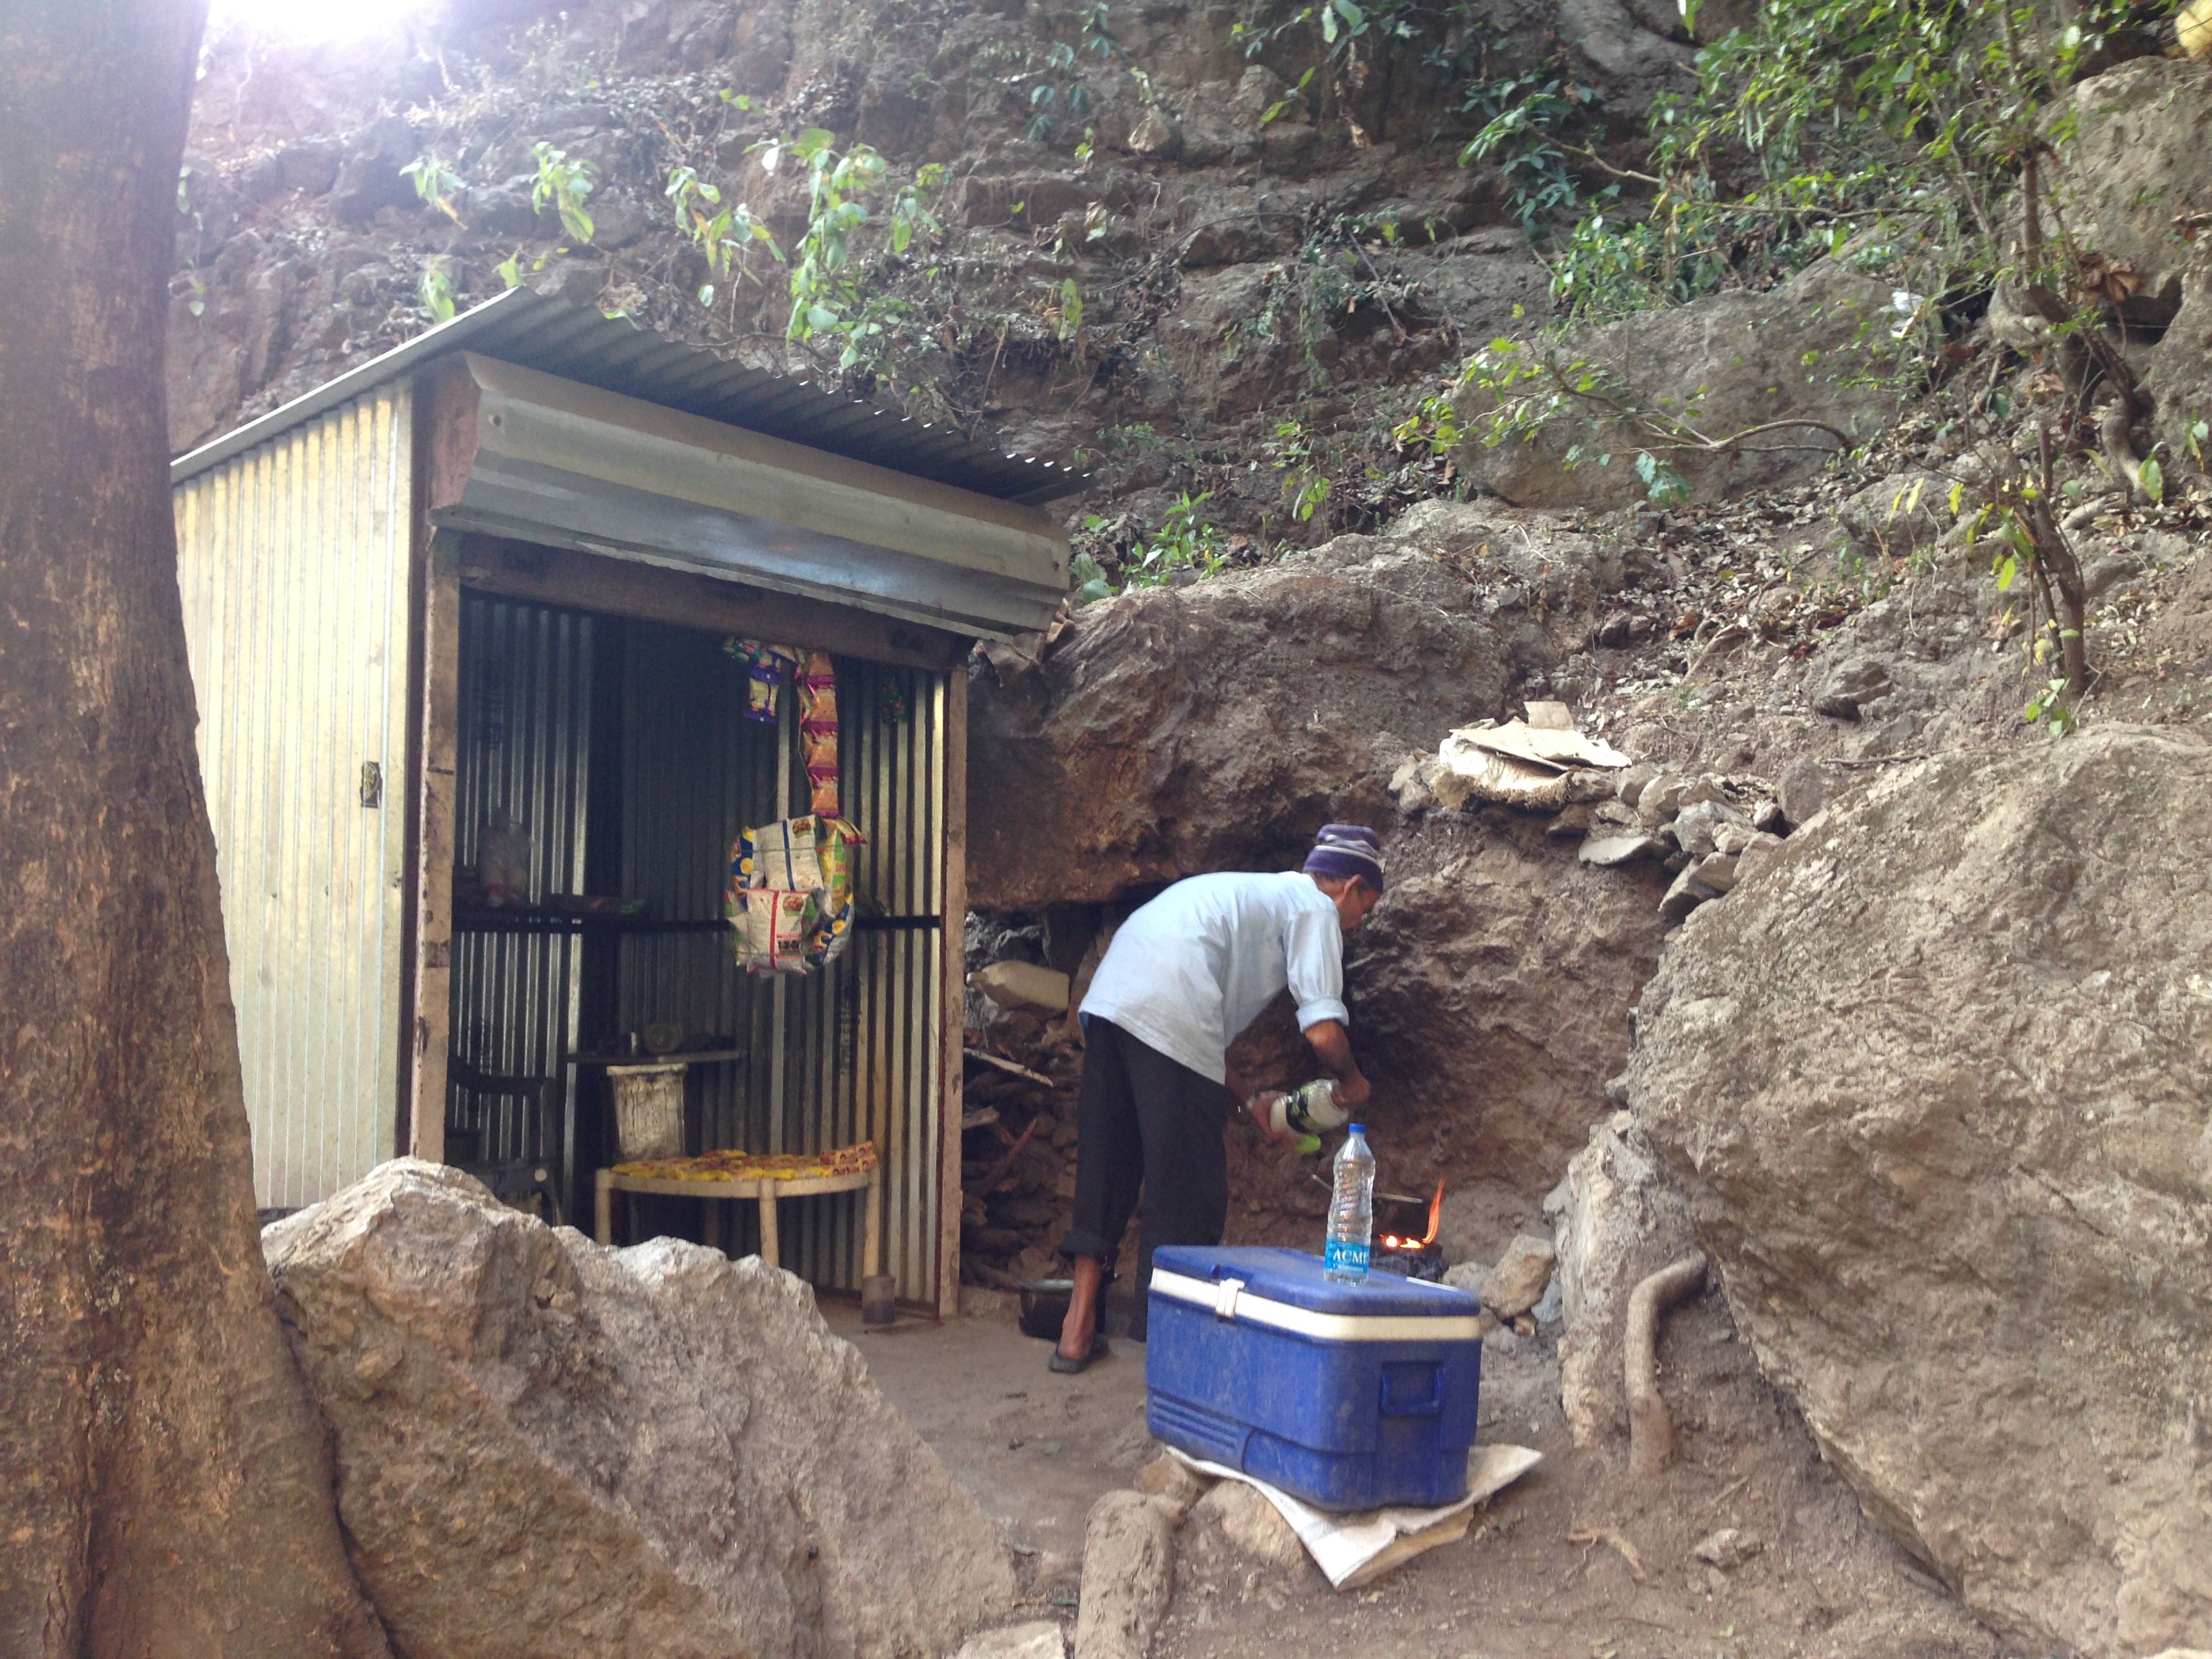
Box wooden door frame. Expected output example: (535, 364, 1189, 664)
(935, 670, 968, 1322)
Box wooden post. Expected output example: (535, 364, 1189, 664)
(406, 527, 462, 1165)
(863, 1172, 884, 1281)
(594, 1168, 613, 1246)
(756, 1189, 781, 1271)
(860, 1170, 893, 1325)
(935, 668, 969, 1322)
(404, 363, 478, 1168)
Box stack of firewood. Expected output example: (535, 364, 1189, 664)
(958, 1017, 1085, 1287)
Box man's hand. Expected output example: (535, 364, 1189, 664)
(1303, 1019, 1370, 1110)
(1246, 1092, 1295, 1143)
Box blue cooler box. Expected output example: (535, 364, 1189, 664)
(1145, 1246, 1483, 1512)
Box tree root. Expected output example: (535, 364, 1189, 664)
(1625, 1252, 1707, 1480)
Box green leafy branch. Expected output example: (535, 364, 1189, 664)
(1071, 493, 1229, 603)
(1457, 333, 1856, 504)
(752, 129, 945, 380)
(531, 142, 598, 243)
(402, 156, 466, 227)
(1458, 67, 1594, 232)
(665, 164, 783, 307)
(1026, 2, 1117, 142)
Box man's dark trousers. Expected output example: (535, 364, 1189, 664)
(1057, 1017, 1229, 1340)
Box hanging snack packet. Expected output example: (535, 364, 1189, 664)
(729, 886, 817, 975)
(798, 651, 840, 817)
(729, 816, 868, 972)
(808, 817, 865, 909)
(723, 638, 800, 722)
(738, 815, 825, 893)
(805, 818, 867, 967)
(802, 726, 840, 815)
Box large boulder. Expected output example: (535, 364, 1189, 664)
(967, 538, 1536, 910)
(2032, 58, 2212, 463)
(2046, 59, 2212, 331)
(1544, 1110, 1697, 1446)
(1626, 726, 2212, 1658)
(264, 1161, 1015, 1659)
(1347, 815, 1668, 1189)
(1455, 258, 1899, 509)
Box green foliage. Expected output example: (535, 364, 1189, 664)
(1634, 449, 1691, 506)
(1025, 3, 1118, 142)
(1123, 493, 1229, 586)
(1559, 0, 2146, 321)
(1233, 0, 1423, 88)
(1268, 421, 1335, 522)
(665, 164, 781, 306)
(531, 142, 598, 243)
(1956, 433, 2092, 715)
(1235, 213, 1420, 384)
(1069, 550, 1116, 605)
(2023, 674, 2076, 732)
(1053, 277, 1086, 344)
(1545, 195, 1672, 321)
(752, 130, 945, 380)
(1389, 391, 1462, 456)
(1456, 333, 1713, 505)
(402, 156, 466, 226)
(1458, 68, 1593, 232)
(1075, 494, 1230, 600)
(419, 264, 457, 323)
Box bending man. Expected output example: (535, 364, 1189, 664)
(1051, 824, 1385, 1373)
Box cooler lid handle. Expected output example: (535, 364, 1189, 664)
(1213, 1277, 1246, 1320)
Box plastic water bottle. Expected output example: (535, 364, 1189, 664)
(1324, 1125, 1376, 1284)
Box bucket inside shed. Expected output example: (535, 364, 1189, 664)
(444, 592, 948, 1306)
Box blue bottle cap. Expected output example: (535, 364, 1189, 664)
(1349, 1123, 1366, 1136)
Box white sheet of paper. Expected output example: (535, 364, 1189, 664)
(1169, 1443, 1542, 1591)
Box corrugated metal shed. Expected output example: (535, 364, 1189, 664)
(172, 382, 415, 1210)
(171, 287, 1088, 507)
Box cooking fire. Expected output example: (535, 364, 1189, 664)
(1374, 1178, 1446, 1281)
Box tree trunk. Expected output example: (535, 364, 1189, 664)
(0, 5, 390, 1656)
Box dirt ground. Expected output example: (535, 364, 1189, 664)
(827, 1285, 2009, 1659)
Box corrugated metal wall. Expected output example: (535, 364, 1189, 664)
(448, 598, 593, 1175)
(447, 604, 947, 1303)
(615, 626, 947, 1304)
(777, 665, 945, 1301)
(171, 384, 415, 1209)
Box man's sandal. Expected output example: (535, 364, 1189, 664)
(1048, 1331, 1110, 1374)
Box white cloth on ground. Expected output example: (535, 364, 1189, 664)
(1079, 871, 1348, 1086)
(1167, 1443, 1542, 1589)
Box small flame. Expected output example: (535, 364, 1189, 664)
(1378, 1178, 1445, 1252)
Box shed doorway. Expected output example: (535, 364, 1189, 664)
(439, 582, 952, 1311)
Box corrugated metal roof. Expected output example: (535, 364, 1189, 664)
(169, 287, 1090, 507)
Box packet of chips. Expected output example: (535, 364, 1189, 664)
(722, 638, 800, 723)
(798, 651, 840, 816)
(729, 886, 817, 974)
(728, 817, 867, 973)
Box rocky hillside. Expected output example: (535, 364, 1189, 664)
(171, 0, 1714, 549)
(172, 10, 2212, 1658)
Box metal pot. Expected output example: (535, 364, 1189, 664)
(1017, 1277, 1073, 1340)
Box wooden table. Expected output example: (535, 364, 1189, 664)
(594, 1164, 881, 1278)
